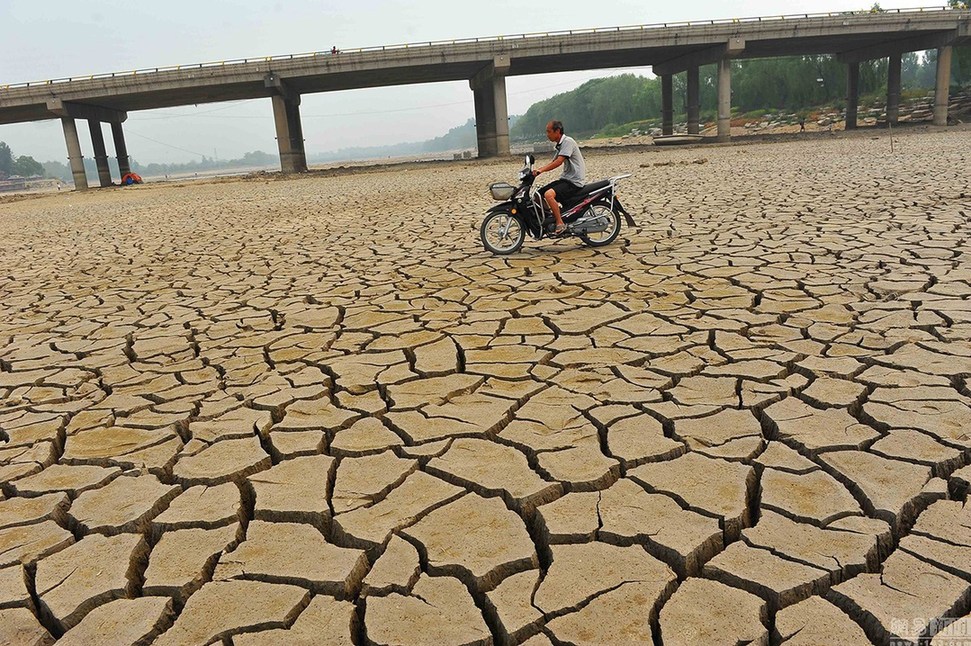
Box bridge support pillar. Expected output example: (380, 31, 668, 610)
(686, 66, 700, 135)
(88, 120, 113, 188)
(111, 122, 132, 177)
(271, 95, 307, 173)
(716, 59, 732, 142)
(934, 45, 952, 126)
(886, 53, 902, 126)
(661, 75, 674, 136)
(846, 62, 859, 130)
(60, 118, 89, 192)
(471, 56, 511, 158)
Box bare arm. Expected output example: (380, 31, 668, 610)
(534, 155, 566, 175)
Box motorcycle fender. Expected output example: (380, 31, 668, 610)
(486, 201, 515, 214)
(486, 203, 541, 239)
(485, 205, 536, 238)
(612, 198, 636, 227)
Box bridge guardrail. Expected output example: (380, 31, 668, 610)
(1, 6, 966, 91)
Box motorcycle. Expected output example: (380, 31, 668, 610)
(480, 154, 635, 255)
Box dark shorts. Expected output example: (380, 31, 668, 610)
(540, 178, 582, 202)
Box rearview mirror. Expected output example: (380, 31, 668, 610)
(525, 154, 535, 166)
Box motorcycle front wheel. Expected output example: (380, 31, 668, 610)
(579, 203, 622, 248)
(480, 211, 525, 255)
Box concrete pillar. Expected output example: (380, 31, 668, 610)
(717, 58, 732, 142)
(886, 53, 902, 126)
(271, 95, 307, 173)
(471, 83, 496, 157)
(934, 45, 952, 126)
(88, 120, 112, 187)
(111, 122, 131, 176)
(491, 74, 511, 156)
(686, 66, 700, 135)
(61, 118, 89, 191)
(846, 62, 859, 130)
(470, 58, 511, 158)
(661, 74, 674, 136)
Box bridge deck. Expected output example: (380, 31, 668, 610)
(1, 9, 968, 125)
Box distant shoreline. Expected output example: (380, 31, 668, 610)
(1, 120, 966, 203)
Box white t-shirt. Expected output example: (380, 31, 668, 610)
(555, 135, 586, 187)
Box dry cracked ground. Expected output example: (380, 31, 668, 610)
(1, 127, 970, 646)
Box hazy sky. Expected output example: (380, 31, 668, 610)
(0, 0, 944, 164)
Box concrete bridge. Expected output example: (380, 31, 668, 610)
(1, 7, 969, 189)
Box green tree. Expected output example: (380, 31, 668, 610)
(912, 47, 971, 88)
(509, 50, 960, 144)
(901, 52, 922, 88)
(1, 142, 48, 178)
(13, 155, 44, 177)
(0, 142, 13, 177)
(859, 57, 890, 96)
(915, 49, 939, 88)
(730, 55, 870, 113)
(948, 0, 969, 8)
(42, 160, 72, 182)
(954, 48, 971, 86)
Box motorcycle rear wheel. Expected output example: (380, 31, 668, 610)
(579, 204, 622, 248)
(480, 211, 525, 255)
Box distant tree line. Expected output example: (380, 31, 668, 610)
(512, 49, 971, 139)
(0, 142, 45, 179)
(310, 118, 480, 163)
(133, 150, 278, 177)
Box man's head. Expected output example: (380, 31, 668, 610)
(545, 120, 564, 143)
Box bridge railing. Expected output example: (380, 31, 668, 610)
(1, 6, 963, 91)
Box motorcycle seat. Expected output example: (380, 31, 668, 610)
(561, 180, 610, 209)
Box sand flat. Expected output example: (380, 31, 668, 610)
(1, 127, 970, 644)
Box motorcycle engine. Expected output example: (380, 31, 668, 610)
(571, 212, 610, 234)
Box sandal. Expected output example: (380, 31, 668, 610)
(552, 224, 568, 237)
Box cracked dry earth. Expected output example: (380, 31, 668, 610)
(1, 128, 970, 646)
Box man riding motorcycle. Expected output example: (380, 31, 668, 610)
(479, 124, 633, 255)
(532, 120, 585, 237)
